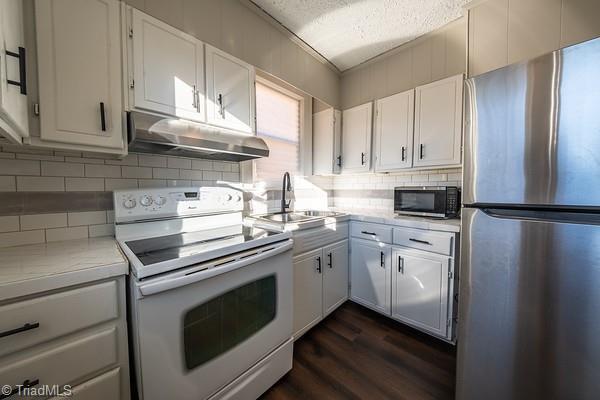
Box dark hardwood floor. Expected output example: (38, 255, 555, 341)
(261, 301, 456, 400)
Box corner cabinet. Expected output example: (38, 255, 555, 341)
(35, 0, 125, 151)
(413, 74, 463, 168)
(374, 89, 415, 172)
(128, 8, 205, 123)
(205, 45, 255, 133)
(392, 248, 452, 338)
(313, 108, 342, 175)
(293, 240, 349, 338)
(0, 0, 29, 143)
(341, 102, 372, 173)
(349, 238, 391, 315)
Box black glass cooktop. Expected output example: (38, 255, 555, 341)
(125, 225, 280, 266)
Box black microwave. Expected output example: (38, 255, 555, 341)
(394, 186, 460, 219)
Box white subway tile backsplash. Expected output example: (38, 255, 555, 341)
(20, 213, 68, 230)
(65, 177, 104, 191)
(138, 179, 167, 188)
(42, 161, 84, 177)
(153, 168, 180, 179)
(0, 176, 16, 191)
(166, 179, 191, 187)
(68, 211, 106, 227)
(0, 216, 19, 233)
(212, 162, 232, 172)
(0, 230, 45, 248)
(85, 164, 121, 178)
(45, 226, 88, 242)
(192, 160, 212, 170)
(105, 178, 138, 191)
(17, 176, 64, 191)
(167, 157, 191, 169)
(65, 156, 104, 165)
(180, 169, 203, 180)
(104, 154, 138, 166)
(203, 171, 222, 181)
(122, 166, 152, 179)
(0, 159, 40, 176)
(0, 152, 15, 159)
(88, 223, 114, 238)
(138, 154, 167, 167)
(17, 154, 65, 162)
(222, 172, 240, 182)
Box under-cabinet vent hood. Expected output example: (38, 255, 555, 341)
(127, 111, 269, 161)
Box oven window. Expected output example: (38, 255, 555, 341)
(401, 192, 436, 211)
(183, 275, 277, 370)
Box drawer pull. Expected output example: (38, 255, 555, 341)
(0, 378, 39, 400)
(409, 238, 432, 245)
(380, 251, 385, 268)
(361, 231, 376, 236)
(0, 322, 40, 339)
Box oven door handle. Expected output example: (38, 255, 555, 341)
(138, 239, 293, 296)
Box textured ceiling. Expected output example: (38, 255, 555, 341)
(252, 0, 469, 71)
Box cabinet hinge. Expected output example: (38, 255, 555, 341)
(448, 270, 454, 279)
(33, 103, 40, 116)
(129, 28, 133, 38)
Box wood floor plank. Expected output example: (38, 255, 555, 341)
(261, 301, 456, 400)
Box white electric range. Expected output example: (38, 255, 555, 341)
(114, 186, 294, 400)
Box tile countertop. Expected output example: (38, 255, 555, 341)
(0, 237, 128, 302)
(337, 210, 461, 233)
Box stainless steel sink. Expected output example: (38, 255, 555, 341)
(257, 212, 314, 223)
(248, 210, 347, 231)
(294, 210, 343, 218)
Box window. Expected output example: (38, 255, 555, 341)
(254, 81, 301, 187)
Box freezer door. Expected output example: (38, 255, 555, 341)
(457, 208, 600, 400)
(463, 37, 600, 207)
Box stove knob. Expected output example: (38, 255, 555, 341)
(155, 196, 167, 206)
(123, 198, 136, 209)
(140, 195, 153, 207)
(235, 194, 242, 202)
(225, 194, 233, 202)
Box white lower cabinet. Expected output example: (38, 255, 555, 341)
(349, 238, 392, 315)
(293, 240, 349, 338)
(392, 248, 453, 339)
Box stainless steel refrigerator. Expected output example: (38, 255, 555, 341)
(458, 37, 600, 400)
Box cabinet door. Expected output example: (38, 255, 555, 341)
(349, 238, 391, 315)
(413, 74, 463, 168)
(323, 240, 349, 316)
(130, 9, 204, 122)
(341, 102, 372, 173)
(375, 89, 414, 171)
(313, 108, 342, 175)
(35, 0, 124, 150)
(392, 248, 451, 338)
(293, 249, 324, 337)
(205, 45, 254, 133)
(0, 0, 29, 142)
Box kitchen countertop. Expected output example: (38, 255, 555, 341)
(0, 237, 128, 302)
(337, 210, 461, 233)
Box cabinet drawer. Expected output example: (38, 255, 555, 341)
(351, 222, 392, 243)
(393, 227, 454, 256)
(0, 327, 118, 393)
(0, 280, 118, 358)
(48, 368, 121, 400)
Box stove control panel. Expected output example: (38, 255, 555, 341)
(113, 186, 244, 223)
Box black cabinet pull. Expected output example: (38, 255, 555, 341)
(401, 146, 406, 161)
(361, 152, 366, 165)
(398, 256, 404, 273)
(217, 93, 225, 117)
(99, 102, 106, 131)
(327, 252, 332, 268)
(419, 144, 424, 159)
(409, 238, 432, 245)
(316, 256, 322, 273)
(5, 46, 27, 95)
(380, 251, 385, 268)
(361, 230, 376, 236)
(0, 322, 39, 339)
(336, 155, 342, 167)
(0, 378, 39, 400)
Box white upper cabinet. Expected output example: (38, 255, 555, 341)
(392, 247, 451, 339)
(35, 0, 124, 151)
(0, 0, 29, 143)
(313, 108, 342, 175)
(341, 102, 372, 173)
(129, 8, 205, 122)
(374, 89, 415, 171)
(205, 44, 255, 133)
(413, 74, 463, 168)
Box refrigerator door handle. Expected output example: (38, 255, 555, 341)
(478, 206, 600, 225)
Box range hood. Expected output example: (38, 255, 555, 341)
(127, 111, 269, 161)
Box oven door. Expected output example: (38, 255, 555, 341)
(394, 188, 446, 217)
(131, 239, 293, 400)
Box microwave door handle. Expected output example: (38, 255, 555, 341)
(138, 239, 293, 296)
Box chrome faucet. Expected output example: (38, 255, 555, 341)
(281, 172, 292, 213)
